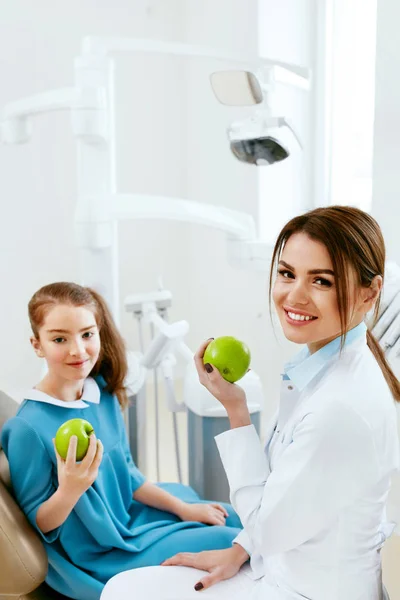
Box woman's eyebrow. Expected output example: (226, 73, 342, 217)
(279, 260, 335, 276)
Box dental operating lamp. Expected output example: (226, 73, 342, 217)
(210, 67, 304, 166)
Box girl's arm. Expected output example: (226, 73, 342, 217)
(36, 487, 81, 533)
(133, 481, 228, 525)
(133, 481, 187, 518)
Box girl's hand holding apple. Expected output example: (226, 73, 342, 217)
(53, 433, 104, 501)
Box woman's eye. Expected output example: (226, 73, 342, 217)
(277, 269, 294, 279)
(82, 331, 94, 339)
(315, 277, 332, 287)
(53, 338, 65, 344)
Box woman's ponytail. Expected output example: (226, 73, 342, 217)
(367, 329, 400, 402)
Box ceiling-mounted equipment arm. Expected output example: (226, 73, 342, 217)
(0, 86, 107, 144)
(81, 36, 311, 88)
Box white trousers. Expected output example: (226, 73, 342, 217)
(100, 565, 260, 600)
(100, 565, 391, 600)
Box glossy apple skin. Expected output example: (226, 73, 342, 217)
(55, 419, 95, 461)
(203, 336, 251, 383)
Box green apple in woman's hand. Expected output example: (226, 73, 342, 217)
(55, 419, 95, 461)
(203, 336, 251, 383)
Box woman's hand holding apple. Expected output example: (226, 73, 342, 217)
(53, 434, 104, 500)
(194, 338, 252, 429)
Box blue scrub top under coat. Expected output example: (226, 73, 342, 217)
(1, 376, 241, 600)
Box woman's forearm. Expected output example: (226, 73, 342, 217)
(36, 488, 80, 534)
(232, 542, 251, 565)
(227, 403, 252, 429)
(133, 481, 186, 517)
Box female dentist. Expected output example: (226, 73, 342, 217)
(101, 206, 400, 600)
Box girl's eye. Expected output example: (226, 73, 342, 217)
(277, 269, 294, 279)
(82, 331, 94, 339)
(53, 337, 65, 344)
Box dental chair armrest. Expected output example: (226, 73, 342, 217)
(0, 477, 48, 596)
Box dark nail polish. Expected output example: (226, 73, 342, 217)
(204, 363, 213, 373)
(207, 337, 214, 340)
(194, 582, 204, 591)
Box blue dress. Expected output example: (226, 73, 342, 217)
(1, 376, 242, 600)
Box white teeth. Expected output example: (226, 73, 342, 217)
(288, 311, 315, 321)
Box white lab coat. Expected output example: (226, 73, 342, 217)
(217, 329, 399, 600)
(101, 326, 399, 600)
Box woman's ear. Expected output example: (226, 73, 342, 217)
(30, 336, 44, 358)
(363, 275, 383, 310)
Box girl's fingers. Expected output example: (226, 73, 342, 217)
(216, 512, 226, 525)
(65, 435, 78, 467)
(212, 503, 229, 517)
(209, 508, 225, 526)
(91, 440, 104, 471)
(81, 433, 97, 467)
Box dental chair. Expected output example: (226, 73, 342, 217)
(0, 389, 72, 600)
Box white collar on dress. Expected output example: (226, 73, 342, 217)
(24, 376, 100, 409)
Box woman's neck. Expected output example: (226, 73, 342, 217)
(307, 318, 365, 355)
(35, 373, 85, 402)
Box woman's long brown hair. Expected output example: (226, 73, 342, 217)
(269, 205, 400, 402)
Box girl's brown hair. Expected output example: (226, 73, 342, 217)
(269, 205, 400, 402)
(28, 282, 129, 409)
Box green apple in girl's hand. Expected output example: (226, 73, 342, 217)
(203, 336, 251, 383)
(55, 419, 95, 461)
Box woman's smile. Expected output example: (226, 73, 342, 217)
(284, 308, 318, 326)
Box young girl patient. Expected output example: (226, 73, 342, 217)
(1, 282, 241, 600)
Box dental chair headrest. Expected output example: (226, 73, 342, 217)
(0, 390, 18, 489)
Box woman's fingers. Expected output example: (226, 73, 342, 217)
(194, 339, 214, 380)
(195, 569, 224, 591)
(161, 553, 197, 567)
(203, 364, 226, 386)
(195, 338, 214, 360)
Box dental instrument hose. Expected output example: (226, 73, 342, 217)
(150, 321, 161, 482)
(164, 376, 183, 484)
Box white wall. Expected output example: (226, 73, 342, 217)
(0, 0, 190, 397)
(372, 0, 400, 263)
(0, 1, 316, 423)
(259, 0, 315, 243)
